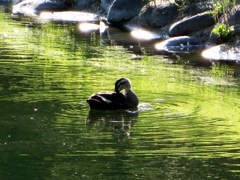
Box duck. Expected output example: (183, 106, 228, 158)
(86, 78, 138, 110)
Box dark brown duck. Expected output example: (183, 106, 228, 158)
(86, 78, 138, 110)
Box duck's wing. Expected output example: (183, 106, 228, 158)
(86, 92, 128, 110)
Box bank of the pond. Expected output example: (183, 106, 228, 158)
(1, 0, 240, 61)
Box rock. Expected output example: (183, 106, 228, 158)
(185, 2, 213, 16)
(234, 24, 240, 35)
(134, 3, 178, 28)
(155, 36, 203, 53)
(202, 43, 240, 61)
(131, 29, 161, 40)
(35, 1, 69, 12)
(156, 36, 202, 47)
(0, 0, 12, 5)
(101, 0, 113, 13)
(206, 31, 223, 45)
(12, 0, 69, 16)
(169, 12, 215, 37)
(40, 11, 100, 23)
(219, 5, 240, 25)
(107, 0, 144, 24)
(201, 5, 240, 46)
(75, 0, 97, 10)
(13, 0, 21, 4)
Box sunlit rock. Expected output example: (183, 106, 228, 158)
(131, 29, 158, 40)
(155, 36, 203, 53)
(12, 1, 37, 17)
(40, 11, 99, 23)
(169, 12, 215, 37)
(202, 43, 240, 61)
(12, 0, 69, 16)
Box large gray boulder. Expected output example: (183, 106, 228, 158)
(219, 5, 240, 25)
(185, 2, 213, 16)
(134, 3, 178, 28)
(101, 0, 114, 13)
(74, 0, 97, 10)
(107, 0, 144, 24)
(169, 12, 215, 37)
(0, 0, 13, 5)
(206, 6, 240, 45)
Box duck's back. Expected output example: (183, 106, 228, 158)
(86, 92, 127, 110)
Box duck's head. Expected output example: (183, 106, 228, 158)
(114, 78, 131, 93)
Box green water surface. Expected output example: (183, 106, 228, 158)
(1, 9, 240, 179)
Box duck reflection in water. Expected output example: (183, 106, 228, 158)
(86, 77, 139, 138)
(86, 110, 138, 138)
(86, 77, 138, 110)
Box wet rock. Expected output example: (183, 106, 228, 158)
(206, 31, 223, 45)
(133, 3, 178, 28)
(13, 0, 21, 4)
(0, 0, 12, 5)
(107, 0, 144, 24)
(101, 0, 113, 13)
(40, 11, 100, 23)
(157, 36, 202, 47)
(169, 12, 215, 37)
(219, 5, 240, 26)
(204, 6, 240, 45)
(75, 0, 96, 10)
(155, 36, 203, 53)
(202, 42, 240, 61)
(12, 0, 69, 16)
(185, 2, 213, 16)
(234, 24, 240, 36)
(131, 29, 161, 40)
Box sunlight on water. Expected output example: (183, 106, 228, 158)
(137, 103, 155, 111)
(1, 9, 240, 179)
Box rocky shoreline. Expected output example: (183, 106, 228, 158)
(1, 0, 240, 61)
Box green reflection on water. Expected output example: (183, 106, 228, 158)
(1, 10, 240, 179)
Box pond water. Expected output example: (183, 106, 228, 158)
(1, 8, 240, 179)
